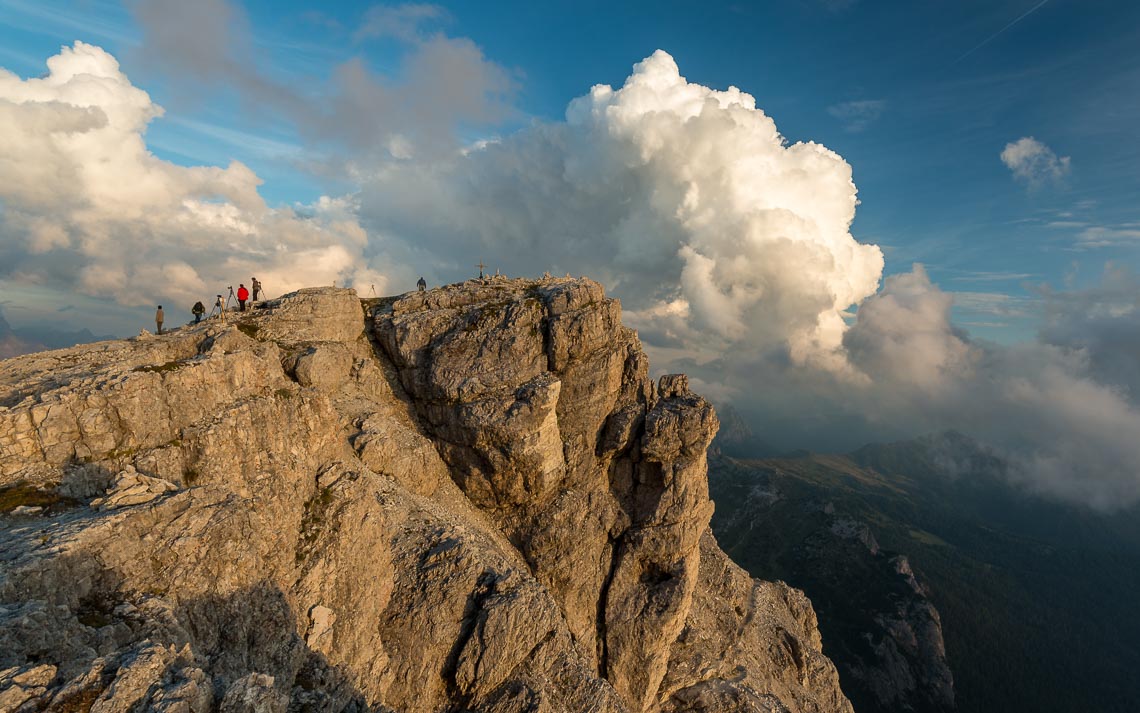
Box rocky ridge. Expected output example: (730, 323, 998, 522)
(0, 278, 853, 712)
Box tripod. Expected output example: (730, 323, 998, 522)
(208, 290, 231, 320)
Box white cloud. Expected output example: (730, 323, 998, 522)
(360, 50, 885, 376)
(1076, 225, 1140, 248)
(1000, 136, 1070, 188)
(829, 266, 1140, 510)
(0, 42, 394, 310)
(826, 99, 885, 132)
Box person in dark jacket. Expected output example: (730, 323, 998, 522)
(417, 276, 427, 292)
(237, 284, 249, 312)
(192, 301, 205, 323)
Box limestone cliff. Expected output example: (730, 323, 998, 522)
(0, 278, 852, 712)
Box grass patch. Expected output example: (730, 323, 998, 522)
(0, 481, 74, 513)
(237, 323, 260, 339)
(295, 486, 337, 565)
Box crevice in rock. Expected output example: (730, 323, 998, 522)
(442, 569, 499, 709)
(595, 533, 622, 680)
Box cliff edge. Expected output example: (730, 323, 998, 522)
(0, 278, 852, 712)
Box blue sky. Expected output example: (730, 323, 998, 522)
(3, 0, 1138, 341)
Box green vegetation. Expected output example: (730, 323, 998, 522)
(295, 485, 338, 565)
(0, 481, 70, 513)
(709, 441, 1140, 713)
(236, 323, 260, 339)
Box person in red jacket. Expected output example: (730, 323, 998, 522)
(237, 284, 249, 312)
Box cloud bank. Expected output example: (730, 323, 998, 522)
(0, 42, 390, 309)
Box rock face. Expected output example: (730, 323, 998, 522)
(0, 279, 853, 712)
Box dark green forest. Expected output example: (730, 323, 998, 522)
(708, 435, 1140, 713)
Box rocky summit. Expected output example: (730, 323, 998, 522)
(0, 278, 852, 713)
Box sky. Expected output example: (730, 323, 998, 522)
(3, 0, 1140, 508)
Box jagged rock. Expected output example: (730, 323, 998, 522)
(1, 281, 852, 712)
(0, 663, 56, 712)
(220, 672, 288, 713)
(90, 466, 179, 510)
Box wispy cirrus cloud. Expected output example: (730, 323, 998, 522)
(950, 270, 1036, 283)
(827, 99, 885, 132)
(1076, 225, 1140, 248)
(354, 3, 449, 42)
(952, 290, 1034, 317)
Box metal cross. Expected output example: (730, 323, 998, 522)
(476, 260, 486, 278)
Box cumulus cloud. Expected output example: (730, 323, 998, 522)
(130, 0, 513, 159)
(827, 99, 885, 132)
(355, 50, 1140, 510)
(360, 50, 885, 375)
(1001, 136, 1070, 188)
(0, 42, 394, 310)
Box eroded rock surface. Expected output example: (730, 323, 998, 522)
(0, 279, 852, 712)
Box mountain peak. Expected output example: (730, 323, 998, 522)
(0, 278, 852, 712)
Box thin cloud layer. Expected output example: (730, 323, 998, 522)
(1001, 136, 1070, 188)
(131, 0, 514, 159)
(827, 99, 885, 132)
(0, 42, 390, 309)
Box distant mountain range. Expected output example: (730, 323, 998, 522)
(708, 431, 1140, 713)
(0, 309, 113, 359)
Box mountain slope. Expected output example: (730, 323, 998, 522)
(709, 454, 954, 713)
(708, 434, 1140, 713)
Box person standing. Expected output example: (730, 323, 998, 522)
(155, 305, 164, 334)
(192, 300, 205, 323)
(237, 284, 249, 312)
(214, 294, 226, 322)
(251, 277, 261, 302)
(417, 276, 427, 292)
